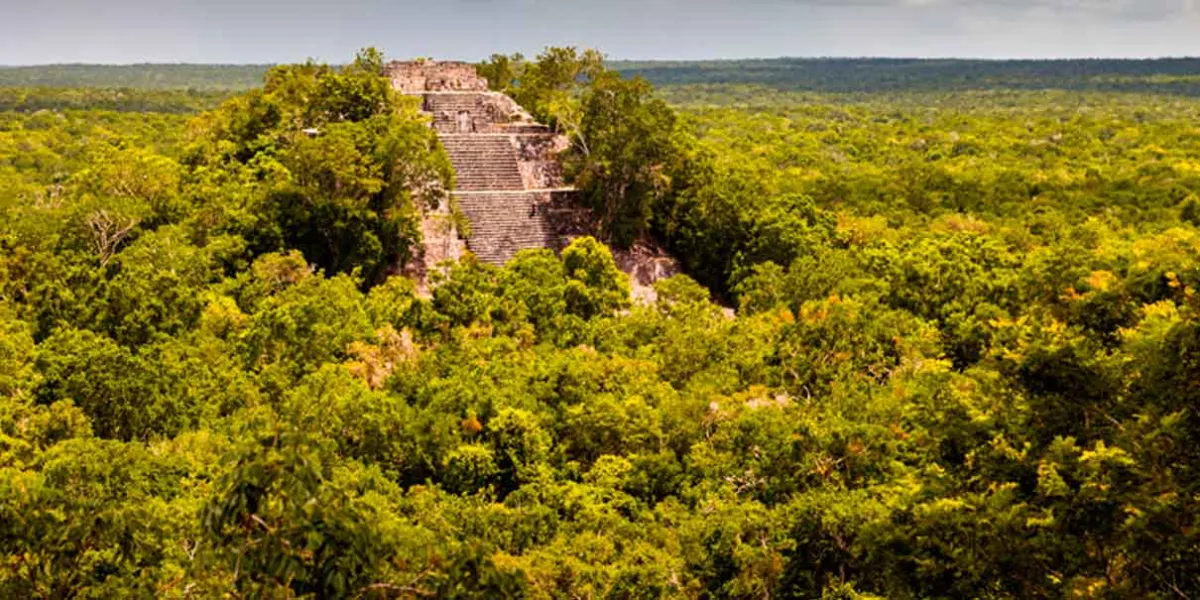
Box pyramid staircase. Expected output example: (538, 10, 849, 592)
(388, 60, 682, 302)
(411, 91, 575, 266)
(439, 135, 525, 192)
(454, 192, 559, 265)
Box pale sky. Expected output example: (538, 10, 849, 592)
(1, 0, 1199, 64)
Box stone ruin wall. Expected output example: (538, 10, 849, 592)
(386, 60, 487, 93)
(514, 134, 570, 190)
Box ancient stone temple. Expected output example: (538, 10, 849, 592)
(387, 60, 582, 273)
(389, 59, 680, 301)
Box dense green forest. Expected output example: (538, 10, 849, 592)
(0, 87, 230, 114)
(2, 48, 1200, 597)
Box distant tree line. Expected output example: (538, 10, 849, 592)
(5, 57, 1200, 96)
(616, 57, 1200, 96)
(0, 63, 270, 90)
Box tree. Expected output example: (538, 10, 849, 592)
(477, 52, 525, 94)
(566, 73, 679, 247)
(561, 236, 632, 319)
(185, 48, 454, 286)
(202, 426, 417, 598)
(509, 47, 605, 125)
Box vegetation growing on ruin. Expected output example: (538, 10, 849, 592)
(1, 48, 1200, 597)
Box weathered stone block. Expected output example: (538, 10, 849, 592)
(386, 60, 487, 93)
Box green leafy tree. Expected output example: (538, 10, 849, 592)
(477, 52, 526, 94)
(566, 73, 680, 246)
(561, 236, 632, 319)
(202, 426, 417, 598)
(186, 48, 453, 286)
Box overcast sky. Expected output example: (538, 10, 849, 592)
(1, 0, 1198, 64)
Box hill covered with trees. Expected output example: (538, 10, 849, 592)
(1, 48, 1199, 597)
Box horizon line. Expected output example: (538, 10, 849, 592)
(3, 55, 1200, 68)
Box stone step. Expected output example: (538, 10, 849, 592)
(456, 192, 558, 265)
(440, 136, 524, 191)
(424, 94, 483, 111)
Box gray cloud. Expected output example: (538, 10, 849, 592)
(742, 0, 1196, 20)
(0, 0, 1197, 64)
